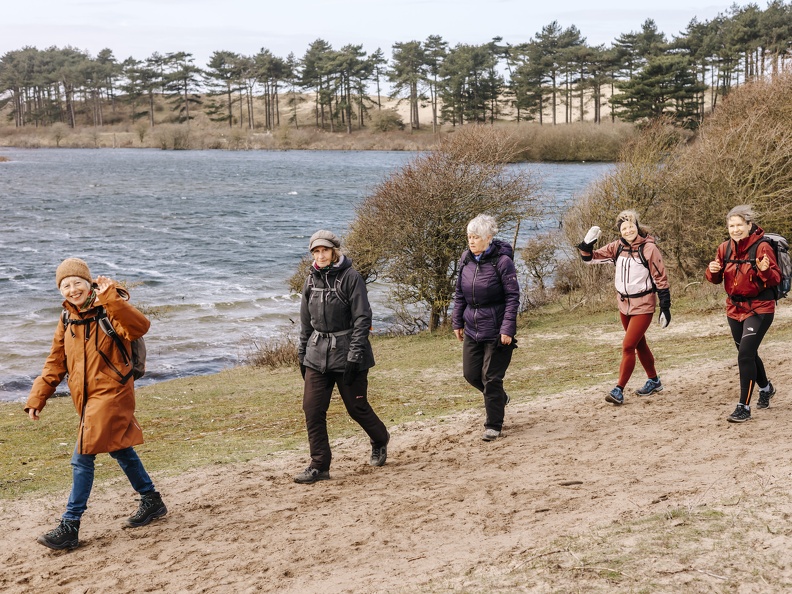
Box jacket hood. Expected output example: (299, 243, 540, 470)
(463, 238, 514, 263)
(620, 234, 656, 249)
(731, 224, 765, 255)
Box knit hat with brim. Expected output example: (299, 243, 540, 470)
(56, 258, 92, 288)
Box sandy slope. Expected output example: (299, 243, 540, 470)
(2, 336, 792, 593)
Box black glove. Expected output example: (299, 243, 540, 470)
(300, 363, 306, 379)
(343, 361, 360, 385)
(659, 308, 671, 328)
(577, 241, 595, 261)
(656, 288, 671, 310)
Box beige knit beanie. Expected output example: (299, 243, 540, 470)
(56, 258, 92, 288)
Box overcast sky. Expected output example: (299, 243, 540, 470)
(2, 0, 752, 65)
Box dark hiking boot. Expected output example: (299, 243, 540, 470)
(636, 377, 663, 396)
(369, 432, 390, 467)
(125, 491, 168, 528)
(605, 386, 624, 405)
(293, 467, 330, 484)
(757, 382, 776, 409)
(37, 519, 80, 550)
(727, 404, 751, 423)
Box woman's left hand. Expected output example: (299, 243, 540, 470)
(500, 334, 512, 345)
(756, 254, 770, 271)
(94, 275, 115, 295)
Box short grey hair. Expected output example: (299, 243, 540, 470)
(727, 204, 756, 224)
(467, 214, 498, 239)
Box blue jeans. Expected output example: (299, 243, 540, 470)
(64, 447, 155, 521)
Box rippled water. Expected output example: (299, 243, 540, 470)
(0, 147, 613, 401)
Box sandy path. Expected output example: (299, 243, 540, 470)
(2, 339, 792, 593)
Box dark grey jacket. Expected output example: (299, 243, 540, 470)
(298, 256, 375, 373)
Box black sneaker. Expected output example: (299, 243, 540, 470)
(37, 519, 80, 550)
(727, 404, 751, 423)
(369, 432, 390, 467)
(293, 467, 330, 484)
(125, 491, 168, 528)
(757, 382, 776, 409)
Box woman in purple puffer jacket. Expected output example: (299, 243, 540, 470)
(452, 214, 520, 442)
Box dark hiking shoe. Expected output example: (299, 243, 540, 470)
(37, 519, 80, 550)
(482, 428, 501, 441)
(293, 467, 330, 484)
(605, 386, 624, 405)
(727, 404, 751, 423)
(757, 382, 776, 409)
(369, 432, 390, 467)
(636, 377, 663, 396)
(125, 491, 168, 528)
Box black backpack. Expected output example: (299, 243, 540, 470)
(62, 307, 146, 384)
(723, 233, 790, 300)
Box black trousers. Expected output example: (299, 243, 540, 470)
(462, 335, 514, 431)
(302, 367, 388, 471)
(728, 313, 774, 406)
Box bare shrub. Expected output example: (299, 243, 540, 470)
(511, 121, 636, 162)
(344, 125, 540, 331)
(135, 122, 148, 145)
(226, 128, 250, 150)
(369, 109, 405, 132)
(519, 231, 562, 309)
(288, 257, 314, 295)
(245, 335, 299, 368)
(561, 119, 685, 296)
(656, 73, 792, 273)
(154, 124, 191, 150)
(51, 123, 68, 147)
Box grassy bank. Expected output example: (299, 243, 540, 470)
(0, 120, 635, 162)
(3, 288, 788, 501)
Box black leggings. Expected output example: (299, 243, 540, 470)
(727, 313, 774, 406)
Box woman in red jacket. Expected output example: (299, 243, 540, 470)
(706, 205, 781, 423)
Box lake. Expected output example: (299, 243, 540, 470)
(0, 147, 613, 401)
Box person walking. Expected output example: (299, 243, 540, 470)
(452, 214, 520, 441)
(705, 205, 781, 423)
(25, 258, 166, 551)
(295, 230, 390, 484)
(578, 210, 671, 405)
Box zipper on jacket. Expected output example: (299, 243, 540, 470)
(472, 263, 480, 340)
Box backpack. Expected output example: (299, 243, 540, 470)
(62, 307, 146, 384)
(613, 242, 657, 294)
(307, 267, 353, 305)
(723, 233, 790, 300)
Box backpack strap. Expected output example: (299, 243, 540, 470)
(307, 267, 352, 306)
(723, 238, 778, 302)
(63, 307, 134, 384)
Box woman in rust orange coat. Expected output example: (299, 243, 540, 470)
(25, 258, 167, 550)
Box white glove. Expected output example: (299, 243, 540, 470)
(659, 311, 669, 329)
(583, 226, 601, 245)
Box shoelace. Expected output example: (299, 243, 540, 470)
(131, 497, 156, 520)
(48, 522, 75, 538)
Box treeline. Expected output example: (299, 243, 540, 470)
(1, 2, 791, 132)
